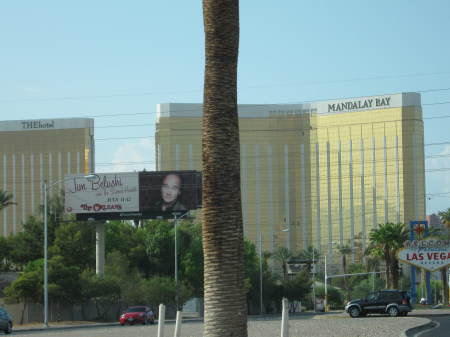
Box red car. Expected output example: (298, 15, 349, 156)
(119, 306, 155, 325)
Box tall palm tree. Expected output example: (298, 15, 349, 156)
(202, 1, 246, 336)
(438, 208, 450, 304)
(368, 223, 407, 289)
(0, 189, 16, 211)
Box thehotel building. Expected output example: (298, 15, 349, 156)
(0, 118, 94, 235)
(155, 92, 425, 259)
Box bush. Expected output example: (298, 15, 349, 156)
(314, 284, 344, 309)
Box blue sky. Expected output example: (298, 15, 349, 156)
(1, 1, 450, 214)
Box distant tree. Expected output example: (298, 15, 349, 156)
(367, 223, 407, 289)
(4, 260, 42, 323)
(0, 236, 14, 271)
(281, 269, 312, 304)
(0, 189, 15, 211)
(314, 285, 344, 309)
(50, 221, 95, 271)
(142, 276, 193, 312)
(80, 271, 121, 320)
(337, 244, 352, 300)
(273, 247, 292, 280)
(180, 222, 204, 297)
(298, 246, 321, 263)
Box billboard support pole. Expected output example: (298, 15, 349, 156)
(95, 221, 105, 278)
(174, 214, 179, 311)
(409, 220, 430, 304)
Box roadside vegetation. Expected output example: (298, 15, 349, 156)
(0, 193, 449, 320)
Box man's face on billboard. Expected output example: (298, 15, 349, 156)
(161, 174, 181, 204)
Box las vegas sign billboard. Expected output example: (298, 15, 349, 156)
(397, 237, 450, 272)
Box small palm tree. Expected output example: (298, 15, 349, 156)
(0, 189, 16, 211)
(298, 246, 321, 263)
(368, 223, 407, 289)
(273, 247, 292, 280)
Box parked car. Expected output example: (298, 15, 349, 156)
(0, 307, 12, 334)
(345, 290, 412, 318)
(119, 306, 155, 325)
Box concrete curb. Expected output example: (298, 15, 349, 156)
(400, 318, 434, 337)
(14, 317, 204, 333)
(15, 322, 119, 333)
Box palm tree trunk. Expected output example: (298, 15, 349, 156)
(202, 1, 247, 336)
(392, 260, 400, 289)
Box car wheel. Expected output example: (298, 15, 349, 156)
(349, 306, 360, 318)
(388, 306, 399, 317)
(4, 321, 12, 334)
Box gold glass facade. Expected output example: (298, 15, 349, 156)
(0, 118, 94, 235)
(155, 93, 425, 257)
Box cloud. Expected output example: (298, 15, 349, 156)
(103, 139, 155, 173)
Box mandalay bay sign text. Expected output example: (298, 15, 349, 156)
(397, 237, 450, 272)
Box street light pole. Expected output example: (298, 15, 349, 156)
(43, 181, 49, 328)
(324, 255, 328, 312)
(173, 211, 190, 311)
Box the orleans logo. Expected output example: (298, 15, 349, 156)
(328, 97, 391, 112)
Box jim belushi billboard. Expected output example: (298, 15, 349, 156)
(65, 171, 202, 220)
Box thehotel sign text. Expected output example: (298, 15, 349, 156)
(328, 97, 392, 113)
(21, 120, 55, 129)
(397, 237, 450, 272)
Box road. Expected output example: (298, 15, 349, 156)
(11, 315, 429, 337)
(410, 315, 450, 337)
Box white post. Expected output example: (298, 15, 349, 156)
(158, 304, 165, 337)
(280, 297, 289, 337)
(43, 182, 49, 328)
(324, 255, 328, 312)
(174, 310, 182, 337)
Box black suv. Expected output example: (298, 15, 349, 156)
(345, 290, 412, 318)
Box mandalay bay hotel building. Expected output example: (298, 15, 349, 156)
(0, 118, 94, 236)
(155, 92, 425, 264)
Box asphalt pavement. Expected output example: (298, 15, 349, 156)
(9, 309, 449, 337)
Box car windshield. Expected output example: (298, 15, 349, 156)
(127, 307, 145, 313)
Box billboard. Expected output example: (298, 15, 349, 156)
(65, 172, 139, 214)
(65, 171, 202, 220)
(397, 237, 450, 272)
